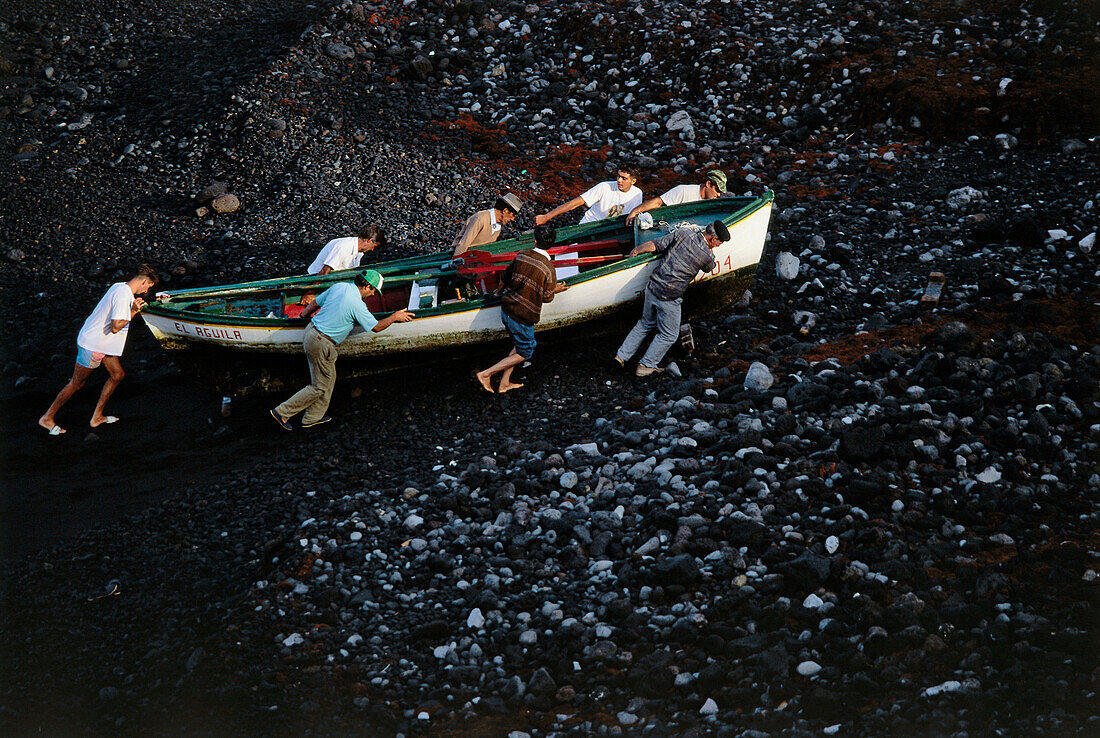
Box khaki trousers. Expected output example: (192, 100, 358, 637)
(275, 326, 337, 423)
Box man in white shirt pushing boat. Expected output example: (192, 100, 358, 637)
(38, 264, 160, 435)
(307, 224, 386, 276)
(535, 165, 643, 226)
(625, 170, 727, 226)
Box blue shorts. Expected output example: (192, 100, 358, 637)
(502, 311, 536, 359)
(76, 346, 107, 369)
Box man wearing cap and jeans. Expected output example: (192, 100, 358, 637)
(270, 270, 414, 429)
(615, 220, 730, 377)
(625, 170, 728, 225)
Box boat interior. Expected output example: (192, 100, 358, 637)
(165, 234, 635, 319)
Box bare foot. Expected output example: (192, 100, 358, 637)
(38, 417, 66, 435)
(475, 372, 495, 394)
(90, 415, 119, 428)
(498, 381, 525, 394)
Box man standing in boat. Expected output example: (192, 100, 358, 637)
(307, 224, 386, 275)
(270, 270, 414, 430)
(625, 170, 728, 225)
(475, 226, 568, 394)
(38, 265, 160, 435)
(534, 165, 643, 227)
(451, 193, 523, 261)
(614, 220, 730, 377)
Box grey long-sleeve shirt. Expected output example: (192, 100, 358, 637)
(646, 229, 717, 301)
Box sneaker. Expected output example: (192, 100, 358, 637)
(635, 365, 663, 377)
(270, 408, 293, 431)
(301, 416, 332, 428)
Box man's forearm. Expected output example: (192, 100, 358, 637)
(629, 197, 663, 219)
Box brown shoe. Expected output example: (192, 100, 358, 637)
(635, 365, 663, 377)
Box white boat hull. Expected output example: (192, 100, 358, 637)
(143, 203, 771, 358)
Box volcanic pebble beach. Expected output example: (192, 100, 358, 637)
(1, 0, 1097, 735)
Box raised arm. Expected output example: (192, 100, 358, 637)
(535, 196, 586, 226)
(111, 297, 146, 333)
(625, 196, 666, 225)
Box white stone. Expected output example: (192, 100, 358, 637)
(775, 251, 800, 280)
(618, 712, 638, 725)
(467, 608, 485, 629)
(946, 186, 983, 209)
(519, 629, 538, 645)
(994, 133, 1018, 150)
(825, 535, 840, 554)
(797, 660, 822, 676)
(1079, 232, 1095, 253)
(976, 466, 1002, 483)
(891, 499, 905, 512)
(744, 362, 774, 392)
(282, 633, 304, 647)
(666, 110, 694, 133)
(700, 698, 719, 715)
(922, 680, 962, 697)
(824, 725, 841, 735)
(560, 471, 578, 489)
(803, 593, 825, 610)
(347, 634, 363, 646)
(404, 513, 424, 529)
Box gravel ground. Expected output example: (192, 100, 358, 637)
(1, 0, 1098, 735)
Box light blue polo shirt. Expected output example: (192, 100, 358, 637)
(310, 282, 378, 344)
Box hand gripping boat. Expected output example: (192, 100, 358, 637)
(143, 193, 774, 392)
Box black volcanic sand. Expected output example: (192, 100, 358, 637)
(2, 0, 1099, 735)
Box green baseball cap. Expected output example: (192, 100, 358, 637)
(706, 170, 728, 192)
(358, 269, 384, 292)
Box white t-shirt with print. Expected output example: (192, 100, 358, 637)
(307, 236, 363, 275)
(579, 181, 643, 224)
(77, 282, 135, 356)
(660, 183, 703, 206)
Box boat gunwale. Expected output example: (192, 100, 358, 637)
(144, 194, 772, 328)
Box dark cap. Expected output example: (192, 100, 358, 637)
(709, 220, 731, 243)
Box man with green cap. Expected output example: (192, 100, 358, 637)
(270, 270, 414, 429)
(625, 170, 728, 226)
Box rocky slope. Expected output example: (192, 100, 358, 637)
(1, 0, 1097, 735)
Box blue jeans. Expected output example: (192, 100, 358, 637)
(502, 311, 537, 359)
(616, 289, 682, 368)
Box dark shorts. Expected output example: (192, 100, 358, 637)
(502, 311, 536, 359)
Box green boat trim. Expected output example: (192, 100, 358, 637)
(144, 194, 773, 329)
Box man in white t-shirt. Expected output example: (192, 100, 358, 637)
(39, 265, 160, 435)
(535, 165, 643, 226)
(625, 170, 727, 225)
(307, 223, 386, 275)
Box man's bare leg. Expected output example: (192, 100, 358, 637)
(90, 356, 125, 427)
(476, 350, 525, 393)
(498, 362, 525, 393)
(39, 363, 94, 433)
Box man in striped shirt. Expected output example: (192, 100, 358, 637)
(475, 226, 569, 394)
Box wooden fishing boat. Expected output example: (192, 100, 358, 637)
(144, 193, 774, 392)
